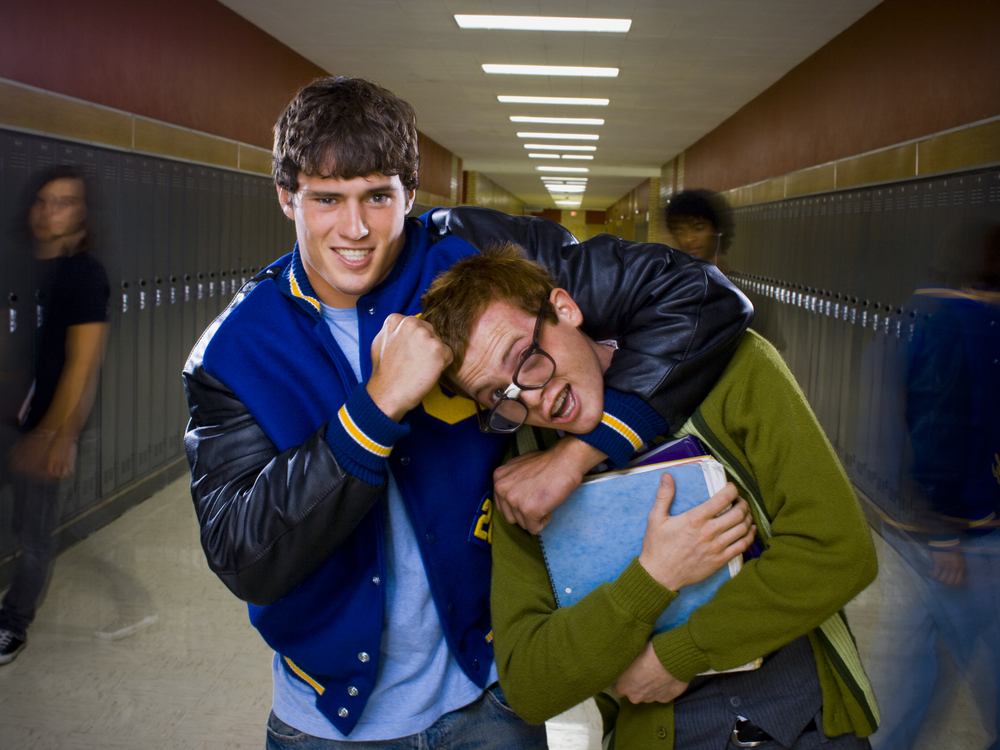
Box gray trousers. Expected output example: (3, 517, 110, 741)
(674, 636, 872, 749)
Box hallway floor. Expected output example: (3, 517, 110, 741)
(0, 477, 991, 749)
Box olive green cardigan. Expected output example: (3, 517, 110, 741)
(490, 331, 879, 748)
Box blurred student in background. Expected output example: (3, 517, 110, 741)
(0, 166, 109, 666)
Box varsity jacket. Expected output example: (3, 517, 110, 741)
(183, 212, 752, 734)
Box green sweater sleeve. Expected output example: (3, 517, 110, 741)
(490, 512, 677, 725)
(654, 333, 878, 681)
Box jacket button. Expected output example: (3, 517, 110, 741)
(657, 727, 667, 739)
(348, 686, 358, 697)
(400, 455, 410, 465)
(446, 603, 455, 613)
(368, 306, 376, 315)
(730, 696, 741, 707)
(425, 533, 436, 544)
(372, 576, 380, 585)
(472, 659, 480, 671)
(358, 652, 370, 663)
(338, 708, 349, 718)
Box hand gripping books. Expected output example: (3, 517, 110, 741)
(537, 441, 761, 673)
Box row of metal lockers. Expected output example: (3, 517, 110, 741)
(726, 165, 1000, 520)
(0, 128, 296, 561)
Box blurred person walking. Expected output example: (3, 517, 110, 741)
(0, 166, 109, 665)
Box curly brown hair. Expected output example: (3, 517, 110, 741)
(272, 77, 420, 193)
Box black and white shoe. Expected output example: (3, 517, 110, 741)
(0, 628, 26, 665)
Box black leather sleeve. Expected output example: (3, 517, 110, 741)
(423, 207, 754, 431)
(183, 297, 384, 607)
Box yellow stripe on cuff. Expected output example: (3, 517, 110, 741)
(602, 413, 643, 450)
(969, 512, 996, 527)
(928, 539, 961, 548)
(284, 657, 325, 695)
(339, 405, 392, 457)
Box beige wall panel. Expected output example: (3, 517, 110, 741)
(836, 144, 916, 188)
(752, 178, 785, 203)
(133, 118, 238, 168)
(0, 81, 132, 148)
(648, 176, 662, 243)
(560, 210, 586, 242)
(918, 119, 1000, 175)
(785, 163, 836, 197)
(415, 189, 452, 208)
(466, 172, 523, 215)
(238, 144, 272, 175)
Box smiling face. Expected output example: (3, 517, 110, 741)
(278, 172, 415, 308)
(453, 289, 615, 435)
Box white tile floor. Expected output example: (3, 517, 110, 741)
(0, 477, 991, 749)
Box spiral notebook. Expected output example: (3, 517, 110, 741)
(537, 455, 761, 673)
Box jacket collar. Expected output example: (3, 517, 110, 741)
(273, 245, 324, 319)
(272, 220, 424, 320)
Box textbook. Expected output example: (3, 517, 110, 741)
(538, 456, 761, 672)
(627, 434, 710, 468)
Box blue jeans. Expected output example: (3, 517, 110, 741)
(869, 526, 1000, 750)
(0, 473, 60, 638)
(264, 683, 547, 749)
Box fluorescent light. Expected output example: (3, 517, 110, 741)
(538, 166, 589, 173)
(528, 153, 560, 159)
(484, 64, 618, 77)
(524, 144, 596, 151)
(547, 185, 586, 193)
(456, 15, 631, 32)
(511, 116, 604, 125)
(562, 154, 594, 160)
(518, 132, 599, 140)
(542, 177, 588, 182)
(555, 200, 582, 206)
(499, 96, 609, 106)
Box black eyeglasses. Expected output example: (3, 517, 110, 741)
(477, 300, 557, 433)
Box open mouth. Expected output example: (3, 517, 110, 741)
(335, 248, 372, 262)
(551, 384, 573, 420)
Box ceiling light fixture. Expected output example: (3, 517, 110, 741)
(524, 144, 596, 151)
(499, 96, 609, 106)
(484, 65, 618, 77)
(518, 132, 599, 140)
(537, 166, 589, 173)
(510, 116, 604, 125)
(547, 185, 586, 193)
(555, 200, 582, 206)
(456, 15, 631, 32)
(528, 153, 560, 159)
(561, 155, 594, 160)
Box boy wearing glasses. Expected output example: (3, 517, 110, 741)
(183, 77, 752, 748)
(420, 245, 879, 750)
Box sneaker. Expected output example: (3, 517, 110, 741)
(0, 628, 26, 665)
(94, 613, 159, 641)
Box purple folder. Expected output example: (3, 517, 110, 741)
(628, 435, 710, 468)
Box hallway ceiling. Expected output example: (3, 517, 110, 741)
(219, 0, 883, 210)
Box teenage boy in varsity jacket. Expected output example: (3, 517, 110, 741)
(183, 76, 752, 748)
(420, 245, 880, 750)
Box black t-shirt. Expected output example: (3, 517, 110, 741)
(25, 251, 110, 430)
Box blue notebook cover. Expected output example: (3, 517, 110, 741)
(538, 457, 741, 634)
